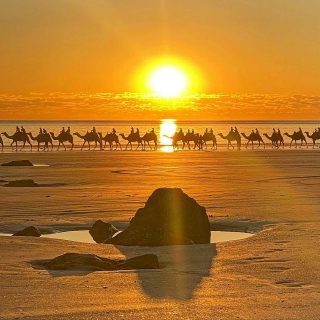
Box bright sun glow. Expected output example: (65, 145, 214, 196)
(160, 119, 176, 152)
(149, 66, 188, 98)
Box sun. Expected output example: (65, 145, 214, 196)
(149, 66, 188, 98)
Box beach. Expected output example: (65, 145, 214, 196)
(0, 150, 319, 319)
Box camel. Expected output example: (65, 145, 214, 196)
(28, 132, 53, 151)
(183, 132, 201, 150)
(141, 132, 158, 150)
(1, 131, 32, 151)
(202, 132, 217, 150)
(73, 132, 102, 150)
(218, 130, 241, 150)
(98, 132, 122, 150)
(263, 132, 284, 148)
(163, 131, 196, 150)
(164, 131, 186, 150)
(241, 132, 265, 149)
(0, 134, 3, 151)
(119, 132, 143, 150)
(305, 131, 320, 148)
(50, 131, 74, 151)
(284, 131, 307, 148)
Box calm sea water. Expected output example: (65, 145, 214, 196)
(0, 120, 319, 150)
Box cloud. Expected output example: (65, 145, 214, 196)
(0, 92, 319, 120)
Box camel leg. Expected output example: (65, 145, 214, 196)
(62, 142, 66, 151)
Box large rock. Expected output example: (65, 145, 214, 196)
(38, 253, 159, 271)
(89, 220, 119, 243)
(107, 188, 210, 246)
(2, 160, 33, 166)
(13, 226, 41, 237)
(5, 179, 39, 187)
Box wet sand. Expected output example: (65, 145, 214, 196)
(0, 150, 319, 319)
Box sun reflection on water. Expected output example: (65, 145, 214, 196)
(160, 119, 176, 152)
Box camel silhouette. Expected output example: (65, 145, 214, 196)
(165, 131, 204, 150)
(202, 132, 217, 150)
(263, 132, 284, 148)
(241, 132, 265, 149)
(183, 132, 202, 150)
(1, 131, 32, 151)
(73, 132, 102, 151)
(28, 132, 53, 151)
(98, 132, 122, 150)
(0, 134, 3, 151)
(305, 131, 320, 148)
(163, 131, 185, 150)
(141, 132, 158, 150)
(218, 130, 241, 150)
(119, 132, 143, 150)
(284, 131, 307, 148)
(50, 132, 74, 151)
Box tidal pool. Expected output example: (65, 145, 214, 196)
(0, 230, 253, 244)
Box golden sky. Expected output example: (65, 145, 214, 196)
(0, 0, 320, 119)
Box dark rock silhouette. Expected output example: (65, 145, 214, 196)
(37, 253, 159, 271)
(5, 179, 39, 187)
(108, 188, 210, 246)
(2, 160, 33, 166)
(13, 226, 41, 237)
(89, 220, 119, 243)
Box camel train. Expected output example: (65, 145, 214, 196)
(0, 126, 319, 151)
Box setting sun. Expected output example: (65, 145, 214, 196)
(149, 66, 188, 98)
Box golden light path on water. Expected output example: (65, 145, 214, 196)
(160, 119, 176, 152)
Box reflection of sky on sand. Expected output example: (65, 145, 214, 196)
(160, 119, 176, 153)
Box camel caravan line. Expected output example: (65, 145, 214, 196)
(0, 126, 319, 152)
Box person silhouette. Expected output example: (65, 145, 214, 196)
(66, 127, 71, 134)
(234, 127, 239, 133)
(150, 128, 155, 133)
(61, 127, 65, 134)
(255, 128, 259, 135)
(39, 128, 43, 134)
(273, 128, 276, 134)
(92, 127, 96, 133)
(204, 128, 208, 134)
(16, 126, 20, 133)
(112, 128, 116, 134)
(136, 128, 140, 134)
(192, 129, 194, 134)
(278, 128, 281, 135)
(230, 127, 234, 133)
(130, 127, 134, 134)
(210, 128, 213, 134)
(21, 126, 26, 134)
(43, 129, 47, 134)
(179, 128, 183, 134)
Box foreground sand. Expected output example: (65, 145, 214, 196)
(0, 150, 319, 319)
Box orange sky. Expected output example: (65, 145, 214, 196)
(0, 0, 320, 119)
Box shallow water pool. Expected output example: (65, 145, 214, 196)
(0, 230, 252, 244)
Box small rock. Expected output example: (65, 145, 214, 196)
(13, 226, 41, 237)
(5, 179, 39, 187)
(2, 160, 33, 167)
(89, 220, 118, 243)
(38, 253, 159, 271)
